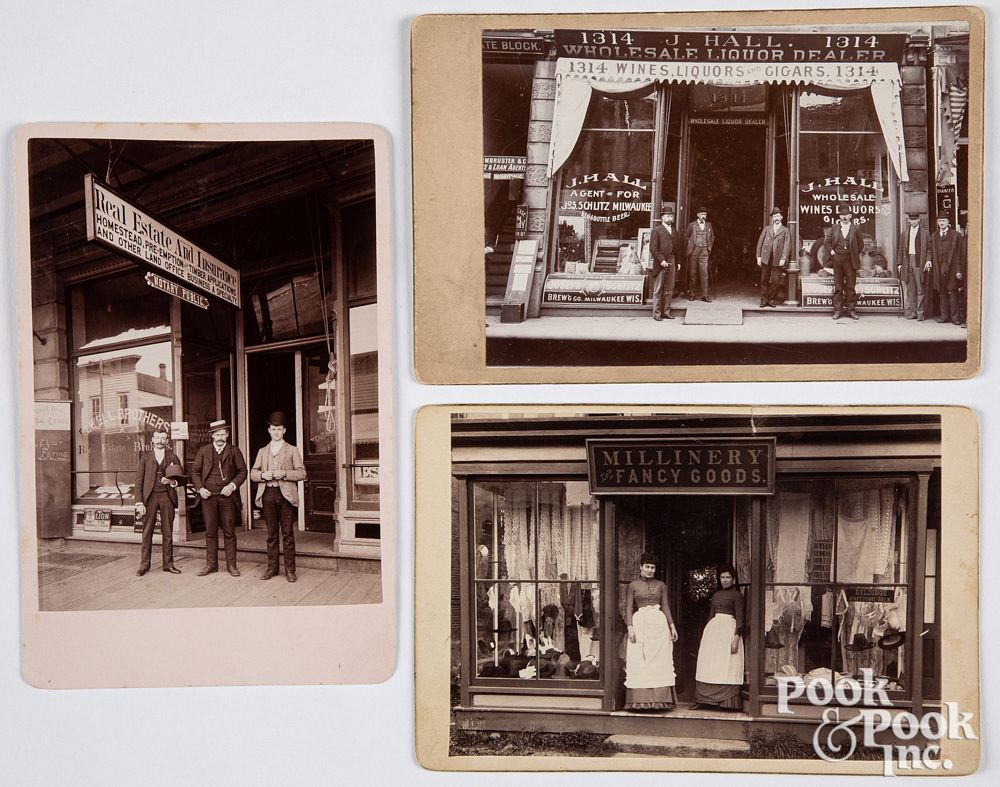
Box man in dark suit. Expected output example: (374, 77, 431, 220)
(684, 207, 715, 302)
(895, 212, 933, 321)
(649, 210, 682, 321)
(824, 206, 863, 320)
(755, 207, 791, 308)
(191, 419, 248, 577)
(134, 425, 182, 576)
(930, 215, 963, 324)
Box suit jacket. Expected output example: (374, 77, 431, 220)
(134, 448, 180, 507)
(824, 222, 863, 271)
(250, 442, 307, 507)
(684, 220, 715, 257)
(756, 223, 791, 266)
(930, 228, 962, 290)
(190, 442, 248, 506)
(649, 224, 681, 269)
(895, 225, 932, 283)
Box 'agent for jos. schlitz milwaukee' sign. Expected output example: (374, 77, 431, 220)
(587, 438, 776, 494)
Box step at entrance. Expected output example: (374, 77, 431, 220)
(606, 734, 750, 758)
(682, 302, 744, 325)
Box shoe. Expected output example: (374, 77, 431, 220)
(848, 311, 859, 321)
(767, 302, 777, 308)
(960, 321, 967, 328)
(905, 314, 916, 320)
(163, 566, 181, 574)
(936, 317, 946, 323)
(760, 299, 768, 308)
(687, 293, 695, 301)
(701, 296, 712, 303)
(664, 311, 675, 320)
(228, 566, 241, 577)
(261, 569, 277, 580)
(917, 316, 925, 322)
(286, 570, 297, 583)
(653, 315, 662, 321)
(136, 567, 148, 577)
(832, 311, 842, 320)
(196, 565, 218, 576)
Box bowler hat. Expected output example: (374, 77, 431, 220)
(164, 462, 188, 485)
(208, 419, 230, 433)
(878, 629, 905, 650)
(845, 632, 875, 651)
(697, 206, 709, 214)
(267, 410, 287, 427)
(769, 206, 783, 217)
(838, 206, 853, 217)
(906, 212, 922, 219)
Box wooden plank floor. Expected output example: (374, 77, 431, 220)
(37, 547, 382, 611)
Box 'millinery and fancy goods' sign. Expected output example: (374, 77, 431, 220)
(84, 175, 240, 307)
(587, 438, 776, 494)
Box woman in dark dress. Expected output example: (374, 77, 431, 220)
(623, 552, 678, 711)
(694, 564, 745, 710)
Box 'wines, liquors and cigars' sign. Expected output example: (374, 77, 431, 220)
(84, 174, 241, 308)
(587, 438, 776, 494)
(555, 30, 907, 63)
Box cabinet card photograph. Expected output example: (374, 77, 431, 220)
(17, 122, 395, 688)
(412, 8, 983, 383)
(415, 406, 980, 775)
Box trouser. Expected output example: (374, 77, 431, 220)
(759, 262, 782, 305)
(939, 287, 963, 324)
(262, 486, 297, 573)
(689, 247, 710, 298)
(139, 491, 175, 570)
(202, 494, 239, 569)
(902, 254, 925, 318)
(651, 262, 676, 318)
(832, 257, 857, 312)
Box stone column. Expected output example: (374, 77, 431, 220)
(901, 40, 931, 217)
(524, 57, 556, 319)
(32, 266, 70, 401)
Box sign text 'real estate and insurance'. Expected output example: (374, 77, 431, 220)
(587, 438, 776, 495)
(84, 174, 240, 308)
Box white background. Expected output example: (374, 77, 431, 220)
(0, 1, 994, 784)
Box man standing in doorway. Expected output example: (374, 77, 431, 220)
(824, 206, 863, 320)
(134, 425, 182, 576)
(931, 214, 963, 324)
(684, 207, 715, 303)
(250, 411, 307, 582)
(755, 207, 791, 308)
(649, 210, 681, 321)
(191, 419, 248, 577)
(896, 212, 933, 321)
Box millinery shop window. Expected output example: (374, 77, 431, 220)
(473, 481, 601, 682)
(763, 478, 911, 698)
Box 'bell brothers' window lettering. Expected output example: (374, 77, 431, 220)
(474, 482, 601, 681)
(763, 479, 910, 697)
(73, 341, 174, 503)
(557, 91, 655, 275)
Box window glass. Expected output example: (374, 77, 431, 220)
(582, 92, 656, 130)
(349, 303, 379, 504)
(244, 271, 333, 346)
(800, 89, 878, 132)
(344, 199, 377, 301)
(304, 349, 337, 458)
(73, 341, 173, 502)
(71, 271, 170, 350)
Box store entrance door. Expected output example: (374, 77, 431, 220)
(684, 122, 767, 301)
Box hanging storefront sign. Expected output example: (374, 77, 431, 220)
(587, 438, 776, 494)
(543, 273, 644, 305)
(800, 277, 903, 311)
(144, 272, 209, 309)
(483, 155, 526, 180)
(554, 30, 907, 63)
(84, 174, 241, 308)
(689, 116, 766, 126)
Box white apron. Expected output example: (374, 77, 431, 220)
(625, 605, 675, 689)
(696, 613, 744, 685)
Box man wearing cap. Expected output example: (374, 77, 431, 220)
(896, 212, 933, 321)
(755, 207, 791, 308)
(684, 207, 715, 303)
(930, 214, 963, 324)
(250, 411, 307, 582)
(191, 420, 248, 577)
(649, 210, 682, 321)
(134, 425, 183, 576)
(824, 206, 863, 320)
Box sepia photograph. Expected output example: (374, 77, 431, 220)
(415, 406, 980, 774)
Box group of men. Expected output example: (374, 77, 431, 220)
(134, 411, 307, 583)
(646, 203, 967, 325)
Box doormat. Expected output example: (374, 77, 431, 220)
(682, 303, 744, 325)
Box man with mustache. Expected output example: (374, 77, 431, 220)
(191, 419, 248, 577)
(134, 425, 183, 576)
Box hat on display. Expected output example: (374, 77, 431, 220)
(769, 206, 783, 217)
(764, 627, 785, 649)
(846, 633, 876, 651)
(541, 604, 561, 621)
(268, 411, 287, 427)
(209, 419, 230, 433)
(878, 629, 905, 650)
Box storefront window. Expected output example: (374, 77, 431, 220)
(344, 199, 377, 301)
(763, 479, 909, 698)
(244, 272, 334, 345)
(557, 90, 656, 273)
(72, 341, 174, 502)
(348, 303, 379, 506)
(473, 481, 601, 681)
(70, 271, 171, 350)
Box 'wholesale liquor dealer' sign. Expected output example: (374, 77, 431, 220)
(587, 437, 776, 494)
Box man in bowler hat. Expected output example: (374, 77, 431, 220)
(755, 207, 791, 308)
(896, 212, 933, 321)
(824, 206, 863, 320)
(191, 419, 248, 576)
(134, 425, 183, 576)
(930, 214, 964, 324)
(684, 207, 715, 302)
(649, 210, 682, 321)
(250, 411, 307, 582)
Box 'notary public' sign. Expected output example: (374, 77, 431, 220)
(84, 174, 240, 308)
(587, 438, 776, 494)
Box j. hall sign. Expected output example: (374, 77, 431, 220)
(587, 438, 776, 494)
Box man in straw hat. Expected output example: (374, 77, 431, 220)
(191, 419, 248, 577)
(824, 205, 863, 320)
(756, 207, 791, 308)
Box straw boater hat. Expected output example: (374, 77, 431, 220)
(878, 628, 905, 650)
(208, 419, 229, 434)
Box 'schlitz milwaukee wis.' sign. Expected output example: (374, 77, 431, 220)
(84, 174, 240, 308)
(587, 438, 776, 494)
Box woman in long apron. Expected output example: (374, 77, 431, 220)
(694, 564, 745, 710)
(624, 552, 678, 711)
